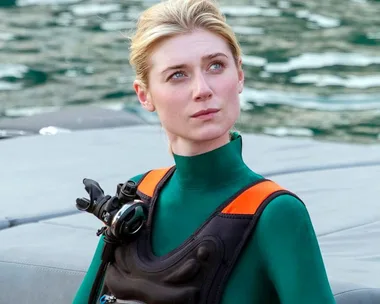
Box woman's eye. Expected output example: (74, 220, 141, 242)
(170, 71, 185, 80)
(210, 62, 224, 71)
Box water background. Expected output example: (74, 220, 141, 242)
(0, 0, 379, 144)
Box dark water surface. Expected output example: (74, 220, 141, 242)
(0, 0, 379, 143)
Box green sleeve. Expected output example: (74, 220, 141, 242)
(72, 236, 105, 304)
(72, 173, 145, 304)
(257, 194, 336, 304)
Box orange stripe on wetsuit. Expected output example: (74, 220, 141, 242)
(138, 168, 284, 215)
(137, 167, 173, 197)
(221, 180, 285, 215)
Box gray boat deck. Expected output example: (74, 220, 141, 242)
(1, 125, 380, 303)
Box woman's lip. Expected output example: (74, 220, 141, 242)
(191, 108, 220, 117)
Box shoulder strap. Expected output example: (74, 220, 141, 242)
(211, 180, 293, 303)
(137, 166, 174, 198)
(221, 180, 286, 215)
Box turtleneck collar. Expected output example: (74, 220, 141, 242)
(172, 132, 250, 190)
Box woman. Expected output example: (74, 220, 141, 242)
(73, 0, 336, 303)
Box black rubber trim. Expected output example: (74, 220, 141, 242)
(146, 166, 176, 230)
(142, 179, 268, 262)
(213, 189, 303, 303)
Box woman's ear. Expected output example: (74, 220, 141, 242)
(237, 57, 244, 94)
(133, 80, 155, 112)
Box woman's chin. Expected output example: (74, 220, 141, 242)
(189, 127, 231, 143)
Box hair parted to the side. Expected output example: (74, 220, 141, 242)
(128, 0, 242, 89)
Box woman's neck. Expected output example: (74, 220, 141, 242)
(171, 132, 249, 189)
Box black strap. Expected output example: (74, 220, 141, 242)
(88, 232, 120, 304)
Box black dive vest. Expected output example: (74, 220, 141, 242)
(103, 166, 296, 304)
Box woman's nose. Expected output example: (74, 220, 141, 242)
(192, 73, 213, 102)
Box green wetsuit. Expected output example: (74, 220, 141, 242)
(73, 133, 336, 304)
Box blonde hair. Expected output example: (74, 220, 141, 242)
(128, 0, 242, 88)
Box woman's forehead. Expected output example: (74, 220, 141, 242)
(149, 30, 232, 70)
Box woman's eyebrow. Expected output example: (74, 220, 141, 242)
(161, 64, 187, 75)
(202, 52, 228, 61)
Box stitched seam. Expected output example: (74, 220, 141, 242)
(0, 260, 86, 274)
(334, 288, 378, 296)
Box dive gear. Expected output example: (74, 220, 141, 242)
(76, 179, 148, 239)
(76, 178, 150, 304)
(103, 167, 299, 304)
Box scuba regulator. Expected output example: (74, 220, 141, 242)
(76, 178, 149, 304)
(76, 178, 148, 240)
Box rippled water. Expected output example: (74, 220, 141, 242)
(0, 0, 379, 143)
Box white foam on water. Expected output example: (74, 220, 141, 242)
(296, 10, 340, 28)
(232, 26, 264, 35)
(17, 0, 81, 6)
(295, 10, 341, 28)
(242, 55, 267, 67)
(239, 93, 254, 111)
(100, 21, 135, 32)
(292, 74, 380, 89)
(0, 33, 15, 41)
(221, 6, 281, 17)
(263, 126, 314, 137)
(64, 70, 78, 78)
(350, 0, 368, 4)
(308, 14, 340, 28)
(0, 64, 28, 78)
(0, 64, 29, 91)
(70, 4, 121, 17)
(292, 74, 344, 86)
(277, 0, 291, 9)
(265, 52, 380, 73)
(367, 32, 380, 40)
(241, 87, 380, 111)
(0, 81, 23, 91)
(296, 10, 310, 18)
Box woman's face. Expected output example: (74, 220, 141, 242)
(134, 29, 244, 155)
